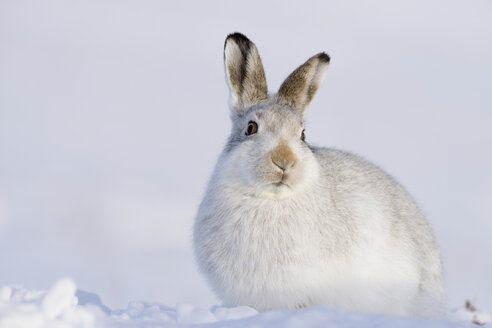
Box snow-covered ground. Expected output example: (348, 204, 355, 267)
(0, 0, 491, 327)
(1, 279, 488, 328)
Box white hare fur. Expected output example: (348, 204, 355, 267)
(194, 33, 444, 317)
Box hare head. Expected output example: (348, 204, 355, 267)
(221, 33, 330, 198)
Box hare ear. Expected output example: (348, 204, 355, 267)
(277, 53, 330, 116)
(224, 33, 268, 116)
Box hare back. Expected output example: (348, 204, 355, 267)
(313, 148, 443, 289)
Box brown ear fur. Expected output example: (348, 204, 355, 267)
(277, 53, 330, 115)
(224, 33, 268, 113)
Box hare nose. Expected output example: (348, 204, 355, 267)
(271, 142, 296, 171)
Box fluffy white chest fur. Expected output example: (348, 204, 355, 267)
(193, 32, 444, 318)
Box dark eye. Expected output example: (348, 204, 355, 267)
(301, 129, 306, 142)
(245, 121, 258, 136)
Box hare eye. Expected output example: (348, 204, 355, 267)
(301, 129, 306, 142)
(245, 121, 258, 136)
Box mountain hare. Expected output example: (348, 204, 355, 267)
(194, 32, 444, 317)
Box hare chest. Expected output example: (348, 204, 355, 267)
(197, 198, 340, 311)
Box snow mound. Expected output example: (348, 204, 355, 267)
(0, 279, 480, 328)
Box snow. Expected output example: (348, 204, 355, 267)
(1, 279, 484, 328)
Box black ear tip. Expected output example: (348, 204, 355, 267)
(317, 52, 331, 63)
(226, 32, 251, 43)
(225, 32, 253, 50)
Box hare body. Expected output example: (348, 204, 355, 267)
(194, 33, 443, 317)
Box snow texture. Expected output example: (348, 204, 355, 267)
(0, 279, 486, 328)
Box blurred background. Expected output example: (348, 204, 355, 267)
(0, 0, 491, 313)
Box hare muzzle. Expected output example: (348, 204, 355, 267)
(271, 142, 296, 172)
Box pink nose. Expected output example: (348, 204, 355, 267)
(271, 143, 296, 171)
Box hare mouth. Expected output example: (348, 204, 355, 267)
(272, 181, 290, 188)
(260, 180, 293, 198)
